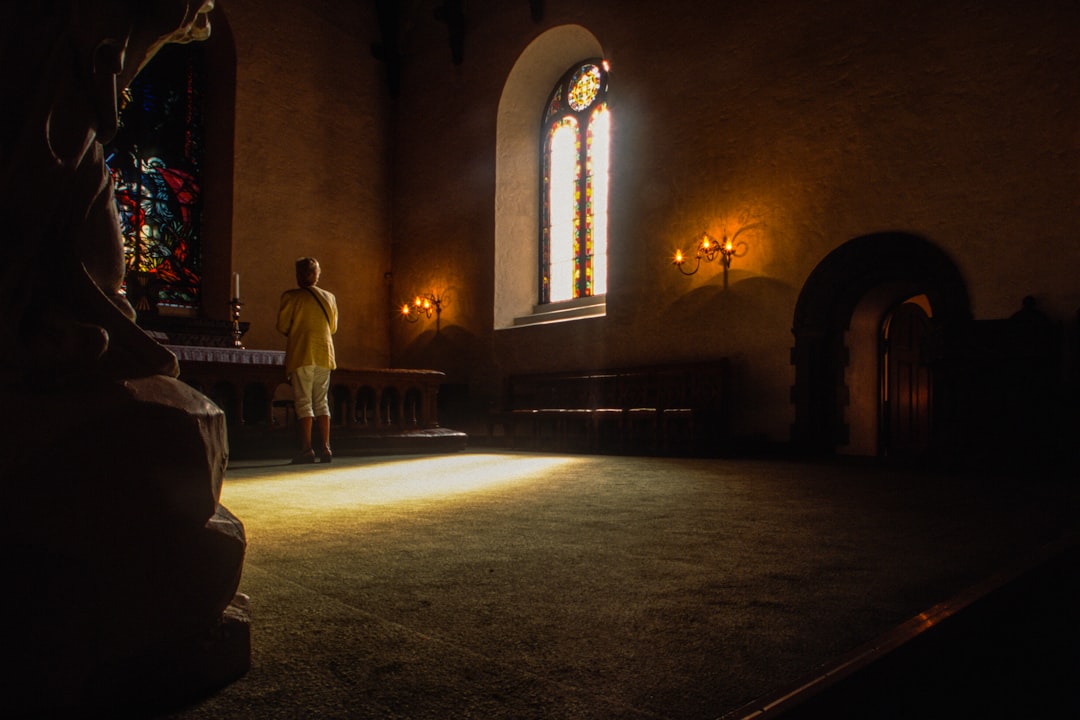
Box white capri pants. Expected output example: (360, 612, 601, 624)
(290, 365, 331, 418)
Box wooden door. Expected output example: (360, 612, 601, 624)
(883, 302, 932, 457)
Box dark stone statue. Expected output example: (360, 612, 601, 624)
(0, 1, 248, 714)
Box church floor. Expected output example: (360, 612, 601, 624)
(156, 452, 1080, 719)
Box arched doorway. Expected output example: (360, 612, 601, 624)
(791, 233, 971, 459)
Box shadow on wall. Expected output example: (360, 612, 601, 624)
(399, 323, 483, 378)
(662, 275, 799, 349)
(399, 323, 496, 433)
(660, 276, 799, 452)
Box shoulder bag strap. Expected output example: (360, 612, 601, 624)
(303, 286, 331, 326)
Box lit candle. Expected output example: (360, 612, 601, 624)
(231, 272, 240, 300)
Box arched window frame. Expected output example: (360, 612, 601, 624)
(105, 41, 207, 315)
(539, 58, 610, 305)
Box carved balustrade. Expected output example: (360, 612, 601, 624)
(167, 346, 443, 431)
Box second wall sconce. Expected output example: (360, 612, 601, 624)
(673, 229, 749, 288)
(400, 292, 443, 331)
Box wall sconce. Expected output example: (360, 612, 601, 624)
(400, 292, 443, 330)
(672, 230, 749, 288)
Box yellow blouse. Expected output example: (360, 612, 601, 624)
(276, 285, 338, 374)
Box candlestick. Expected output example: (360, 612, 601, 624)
(230, 298, 245, 349)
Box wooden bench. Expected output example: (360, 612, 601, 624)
(491, 360, 731, 455)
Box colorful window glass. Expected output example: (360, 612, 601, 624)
(104, 42, 205, 312)
(541, 59, 610, 304)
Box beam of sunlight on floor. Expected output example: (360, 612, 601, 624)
(221, 454, 584, 516)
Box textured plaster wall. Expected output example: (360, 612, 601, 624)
(389, 0, 1080, 442)
(221, 0, 392, 367)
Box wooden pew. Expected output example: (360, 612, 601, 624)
(492, 360, 731, 455)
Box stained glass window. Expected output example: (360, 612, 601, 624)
(105, 42, 205, 313)
(541, 59, 610, 304)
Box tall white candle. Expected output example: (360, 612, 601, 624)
(232, 272, 240, 300)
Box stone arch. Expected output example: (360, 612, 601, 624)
(380, 386, 402, 427)
(404, 386, 423, 427)
(242, 382, 269, 424)
(791, 232, 972, 456)
(494, 25, 603, 328)
(355, 385, 377, 426)
(330, 383, 350, 425)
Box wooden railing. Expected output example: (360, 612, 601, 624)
(167, 346, 444, 432)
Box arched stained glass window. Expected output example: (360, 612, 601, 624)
(105, 42, 206, 314)
(541, 59, 610, 304)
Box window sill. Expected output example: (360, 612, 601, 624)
(508, 295, 606, 328)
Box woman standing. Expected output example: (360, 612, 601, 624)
(277, 256, 338, 463)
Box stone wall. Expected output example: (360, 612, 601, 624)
(386, 0, 1080, 444)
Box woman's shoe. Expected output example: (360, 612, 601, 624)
(291, 450, 316, 465)
(319, 448, 332, 463)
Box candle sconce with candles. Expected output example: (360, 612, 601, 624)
(672, 223, 760, 289)
(399, 292, 443, 332)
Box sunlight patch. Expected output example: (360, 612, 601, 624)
(222, 454, 581, 513)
